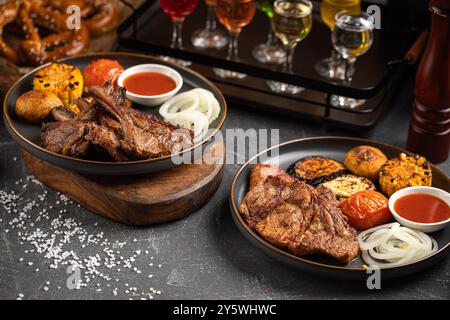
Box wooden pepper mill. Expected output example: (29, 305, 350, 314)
(407, 0, 450, 163)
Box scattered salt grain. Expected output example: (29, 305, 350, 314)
(1, 175, 163, 299)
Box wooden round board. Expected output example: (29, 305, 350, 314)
(22, 141, 225, 225)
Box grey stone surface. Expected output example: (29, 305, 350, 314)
(0, 76, 449, 300)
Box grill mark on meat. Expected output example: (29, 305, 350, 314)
(239, 164, 359, 263)
(41, 81, 194, 161)
(87, 82, 193, 160)
(98, 113, 123, 137)
(41, 121, 89, 157)
(84, 123, 129, 161)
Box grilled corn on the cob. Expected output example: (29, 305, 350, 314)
(33, 64, 83, 113)
(379, 153, 432, 197)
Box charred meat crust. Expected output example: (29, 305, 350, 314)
(287, 156, 348, 186)
(41, 81, 194, 161)
(239, 164, 359, 264)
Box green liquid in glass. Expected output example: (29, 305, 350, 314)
(257, 0, 275, 18)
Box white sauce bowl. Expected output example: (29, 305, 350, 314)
(117, 64, 183, 107)
(388, 186, 450, 233)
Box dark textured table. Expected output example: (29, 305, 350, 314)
(0, 74, 449, 300)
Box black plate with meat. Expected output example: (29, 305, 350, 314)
(3, 52, 227, 175)
(230, 137, 450, 281)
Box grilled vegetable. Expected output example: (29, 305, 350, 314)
(379, 153, 432, 197)
(15, 90, 64, 123)
(33, 63, 83, 113)
(83, 59, 124, 88)
(287, 156, 347, 186)
(344, 145, 388, 181)
(340, 190, 392, 230)
(318, 174, 376, 199)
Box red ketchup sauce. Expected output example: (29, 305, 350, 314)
(123, 72, 176, 96)
(394, 194, 450, 223)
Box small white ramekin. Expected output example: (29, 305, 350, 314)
(388, 186, 450, 233)
(117, 64, 183, 107)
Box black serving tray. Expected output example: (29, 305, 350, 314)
(117, 0, 421, 130)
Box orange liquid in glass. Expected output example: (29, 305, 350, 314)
(216, 0, 255, 31)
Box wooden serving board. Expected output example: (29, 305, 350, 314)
(21, 141, 225, 225)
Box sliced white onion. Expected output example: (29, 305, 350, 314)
(166, 110, 209, 142)
(358, 223, 400, 251)
(159, 91, 199, 119)
(159, 88, 221, 140)
(358, 223, 438, 269)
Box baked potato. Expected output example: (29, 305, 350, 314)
(344, 145, 388, 181)
(287, 156, 347, 186)
(379, 153, 432, 197)
(15, 90, 64, 123)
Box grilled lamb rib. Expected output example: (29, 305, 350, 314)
(239, 164, 359, 263)
(87, 83, 193, 160)
(41, 107, 97, 158)
(84, 123, 129, 161)
(41, 81, 194, 161)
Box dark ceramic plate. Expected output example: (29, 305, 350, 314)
(230, 137, 450, 281)
(3, 52, 227, 176)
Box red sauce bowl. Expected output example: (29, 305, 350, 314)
(388, 186, 450, 233)
(117, 64, 183, 107)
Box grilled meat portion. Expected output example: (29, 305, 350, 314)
(87, 83, 193, 160)
(41, 81, 194, 161)
(42, 106, 97, 157)
(239, 164, 359, 263)
(84, 123, 129, 161)
(41, 120, 88, 157)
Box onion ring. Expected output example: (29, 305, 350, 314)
(159, 88, 221, 140)
(358, 223, 438, 268)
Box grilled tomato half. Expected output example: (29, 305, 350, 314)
(83, 59, 124, 88)
(379, 153, 432, 197)
(287, 156, 347, 186)
(340, 190, 392, 230)
(318, 174, 375, 199)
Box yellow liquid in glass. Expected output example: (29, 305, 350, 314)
(272, 1, 313, 48)
(320, 0, 361, 30)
